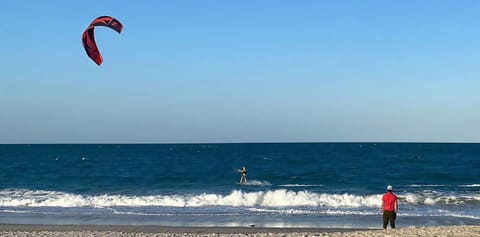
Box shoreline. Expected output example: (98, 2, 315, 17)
(0, 224, 362, 233)
(0, 224, 479, 236)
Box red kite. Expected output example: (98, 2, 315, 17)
(82, 16, 123, 65)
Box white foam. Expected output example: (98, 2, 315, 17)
(403, 193, 420, 204)
(460, 184, 480, 187)
(399, 192, 478, 205)
(241, 180, 271, 186)
(0, 189, 383, 208)
(0, 189, 476, 209)
(278, 184, 324, 187)
(247, 208, 378, 216)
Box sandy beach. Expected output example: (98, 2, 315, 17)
(0, 224, 478, 237)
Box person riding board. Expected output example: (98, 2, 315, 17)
(238, 166, 247, 184)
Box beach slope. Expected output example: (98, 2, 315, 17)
(0, 225, 479, 236)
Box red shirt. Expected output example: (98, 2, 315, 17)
(382, 192, 397, 211)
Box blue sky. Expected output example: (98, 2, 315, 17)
(1, 1, 480, 143)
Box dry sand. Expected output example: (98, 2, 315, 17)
(0, 224, 478, 236)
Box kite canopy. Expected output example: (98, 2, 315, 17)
(82, 16, 123, 65)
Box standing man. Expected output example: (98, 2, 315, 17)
(238, 166, 247, 184)
(382, 185, 398, 229)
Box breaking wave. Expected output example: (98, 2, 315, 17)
(0, 189, 477, 208)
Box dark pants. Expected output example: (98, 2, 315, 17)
(383, 210, 396, 229)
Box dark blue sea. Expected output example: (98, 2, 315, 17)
(0, 143, 478, 228)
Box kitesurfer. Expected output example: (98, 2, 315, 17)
(238, 166, 247, 184)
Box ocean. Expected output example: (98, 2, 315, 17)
(0, 143, 478, 228)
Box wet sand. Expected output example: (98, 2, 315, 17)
(0, 224, 478, 236)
